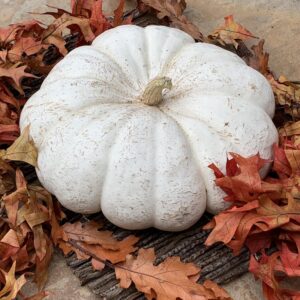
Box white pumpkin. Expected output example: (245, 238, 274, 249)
(20, 25, 278, 231)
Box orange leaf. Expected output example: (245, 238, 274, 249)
(62, 221, 121, 250)
(209, 153, 268, 202)
(113, 0, 132, 27)
(74, 235, 139, 264)
(89, 0, 111, 36)
(42, 13, 95, 55)
(91, 258, 105, 271)
(142, 0, 203, 41)
(211, 15, 256, 48)
(115, 248, 232, 300)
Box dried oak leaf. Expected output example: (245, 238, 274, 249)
(0, 159, 15, 196)
(0, 261, 27, 300)
(0, 230, 20, 262)
(209, 153, 268, 202)
(113, 0, 133, 27)
(0, 65, 37, 92)
(60, 220, 139, 266)
(41, 13, 95, 55)
(89, 0, 111, 36)
(71, 0, 96, 17)
(248, 39, 269, 75)
(62, 221, 120, 250)
(1, 125, 38, 167)
(115, 248, 232, 300)
(211, 15, 256, 48)
(9, 37, 45, 58)
(142, 0, 203, 41)
(73, 234, 139, 264)
(268, 75, 300, 119)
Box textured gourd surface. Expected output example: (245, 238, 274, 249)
(20, 25, 278, 231)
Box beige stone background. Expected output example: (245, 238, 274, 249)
(1, 0, 299, 299)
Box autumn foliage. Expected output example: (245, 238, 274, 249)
(205, 131, 300, 299)
(0, 0, 300, 299)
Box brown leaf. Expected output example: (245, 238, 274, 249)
(248, 39, 269, 75)
(0, 261, 27, 300)
(284, 149, 300, 174)
(113, 0, 132, 27)
(23, 53, 58, 75)
(62, 221, 121, 250)
(142, 0, 203, 41)
(0, 159, 15, 196)
(34, 235, 53, 290)
(89, 1, 111, 36)
(0, 230, 20, 262)
(268, 75, 300, 118)
(42, 13, 95, 55)
(116, 248, 232, 300)
(209, 153, 268, 202)
(73, 235, 139, 264)
(204, 201, 259, 248)
(8, 37, 45, 59)
(91, 258, 105, 271)
(1, 125, 38, 167)
(71, 0, 95, 17)
(0, 65, 37, 90)
(211, 15, 257, 48)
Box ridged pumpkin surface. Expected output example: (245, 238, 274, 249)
(20, 25, 278, 231)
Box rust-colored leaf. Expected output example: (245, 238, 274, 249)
(0, 65, 37, 90)
(91, 258, 105, 271)
(211, 15, 257, 48)
(142, 0, 203, 41)
(113, 0, 132, 27)
(42, 13, 95, 55)
(62, 221, 121, 250)
(248, 39, 269, 75)
(115, 248, 232, 300)
(73, 235, 139, 264)
(209, 153, 268, 202)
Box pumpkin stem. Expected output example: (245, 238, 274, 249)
(142, 77, 172, 106)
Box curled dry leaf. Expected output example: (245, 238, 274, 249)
(56, 220, 139, 266)
(142, 0, 203, 41)
(248, 39, 269, 75)
(268, 75, 300, 119)
(0, 261, 27, 300)
(115, 248, 232, 300)
(0, 125, 38, 167)
(0, 65, 37, 92)
(42, 13, 95, 56)
(210, 15, 257, 48)
(0, 168, 60, 297)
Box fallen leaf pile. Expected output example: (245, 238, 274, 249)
(0, 168, 59, 299)
(0, 0, 299, 299)
(205, 136, 300, 299)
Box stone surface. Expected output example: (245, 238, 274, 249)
(1, 0, 299, 299)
